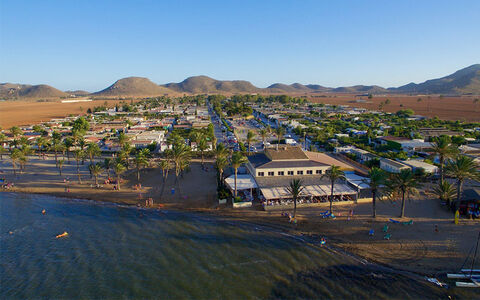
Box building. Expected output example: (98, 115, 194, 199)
(401, 159, 438, 174)
(379, 158, 411, 173)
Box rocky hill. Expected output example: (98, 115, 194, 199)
(0, 83, 68, 99)
(93, 77, 172, 96)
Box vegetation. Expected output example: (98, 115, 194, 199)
(322, 165, 346, 214)
(286, 179, 304, 220)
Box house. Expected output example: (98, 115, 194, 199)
(401, 159, 438, 174)
(379, 158, 411, 173)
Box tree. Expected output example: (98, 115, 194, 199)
(19, 145, 32, 172)
(431, 136, 458, 184)
(322, 165, 346, 214)
(10, 126, 23, 148)
(259, 129, 268, 148)
(286, 179, 304, 219)
(103, 158, 112, 178)
(50, 140, 65, 167)
(35, 137, 48, 158)
(74, 149, 85, 183)
(275, 126, 285, 150)
(57, 159, 65, 176)
(366, 167, 386, 218)
(72, 117, 90, 135)
(246, 130, 256, 155)
(63, 137, 74, 162)
(172, 143, 192, 191)
(159, 157, 172, 197)
(445, 156, 480, 209)
(196, 133, 208, 167)
(89, 163, 103, 185)
(86, 142, 101, 165)
(113, 160, 126, 191)
(10, 149, 22, 176)
(0, 145, 6, 160)
(388, 169, 419, 218)
(431, 181, 457, 207)
(230, 151, 248, 198)
(117, 132, 129, 147)
(134, 149, 149, 183)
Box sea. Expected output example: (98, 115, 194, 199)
(0, 192, 473, 299)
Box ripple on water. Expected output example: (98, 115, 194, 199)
(0, 193, 462, 299)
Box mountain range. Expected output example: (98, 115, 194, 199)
(1, 64, 479, 99)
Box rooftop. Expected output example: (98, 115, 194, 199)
(265, 146, 308, 160)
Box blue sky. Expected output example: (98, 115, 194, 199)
(1, 0, 479, 92)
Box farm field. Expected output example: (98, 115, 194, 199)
(0, 99, 135, 128)
(308, 94, 480, 122)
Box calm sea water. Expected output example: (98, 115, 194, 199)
(0, 193, 458, 299)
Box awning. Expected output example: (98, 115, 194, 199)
(225, 174, 258, 191)
(260, 183, 357, 200)
(345, 173, 370, 190)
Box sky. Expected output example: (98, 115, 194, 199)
(1, 0, 479, 92)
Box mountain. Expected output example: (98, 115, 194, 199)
(93, 77, 173, 96)
(333, 85, 388, 94)
(164, 76, 260, 94)
(0, 83, 68, 99)
(65, 90, 90, 96)
(392, 64, 480, 94)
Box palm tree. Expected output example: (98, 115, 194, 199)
(113, 160, 126, 191)
(77, 137, 86, 164)
(366, 167, 386, 218)
(388, 169, 419, 218)
(259, 129, 268, 148)
(57, 159, 65, 176)
(86, 142, 101, 165)
(286, 179, 304, 219)
(10, 149, 22, 176)
(322, 165, 346, 214)
(117, 132, 129, 147)
(445, 156, 480, 208)
(103, 158, 112, 178)
(19, 145, 32, 172)
(74, 149, 85, 183)
(431, 136, 458, 184)
(215, 155, 229, 187)
(50, 142, 65, 167)
(246, 130, 256, 155)
(89, 163, 103, 185)
(0, 145, 6, 161)
(120, 143, 133, 169)
(35, 137, 48, 158)
(158, 158, 172, 197)
(231, 151, 248, 198)
(172, 143, 191, 190)
(134, 150, 149, 183)
(431, 181, 457, 207)
(10, 126, 23, 148)
(63, 137, 74, 162)
(196, 134, 208, 167)
(275, 126, 285, 151)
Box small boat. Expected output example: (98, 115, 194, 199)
(55, 231, 68, 239)
(450, 231, 480, 288)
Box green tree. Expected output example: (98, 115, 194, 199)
(86, 142, 101, 165)
(103, 158, 112, 178)
(57, 159, 65, 176)
(431, 136, 459, 184)
(388, 169, 420, 218)
(322, 165, 346, 214)
(366, 167, 386, 218)
(74, 149, 85, 183)
(259, 128, 268, 148)
(134, 149, 149, 183)
(445, 156, 480, 208)
(431, 181, 457, 207)
(196, 133, 208, 167)
(63, 137, 74, 162)
(275, 126, 285, 150)
(72, 117, 90, 135)
(230, 151, 248, 198)
(246, 130, 256, 155)
(10, 126, 23, 148)
(89, 163, 103, 185)
(10, 149, 22, 176)
(286, 179, 304, 219)
(113, 160, 126, 191)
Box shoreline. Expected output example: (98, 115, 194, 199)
(0, 189, 459, 282)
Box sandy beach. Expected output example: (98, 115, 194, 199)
(1, 155, 479, 278)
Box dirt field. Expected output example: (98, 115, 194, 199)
(308, 94, 480, 122)
(0, 99, 138, 128)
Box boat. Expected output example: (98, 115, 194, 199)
(55, 231, 68, 239)
(448, 231, 480, 288)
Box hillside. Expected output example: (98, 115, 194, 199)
(0, 83, 68, 99)
(392, 64, 480, 95)
(93, 77, 173, 96)
(164, 76, 260, 94)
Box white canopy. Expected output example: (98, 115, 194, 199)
(345, 173, 370, 190)
(225, 174, 258, 191)
(260, 183, 357, 200)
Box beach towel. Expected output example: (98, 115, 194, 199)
(384, 234, 391, 240)
(369, 229, 374, 236)
(389, 219, 400, 224)
(402, 220, 413, 225)
(383, 225, 388, 232)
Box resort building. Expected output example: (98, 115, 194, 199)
(379, 158, 411, 173)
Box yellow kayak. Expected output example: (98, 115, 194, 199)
(56, 231, 68, 239)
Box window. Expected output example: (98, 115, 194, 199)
(258, 172, 264, 176)
(288, 171, 294, 175)
(297, 170, 303, 175)
(307, 170, 313, 175)
(278, 171, 285, 176)
(268, 171, 274, 176)
(316, 170, 322, 174)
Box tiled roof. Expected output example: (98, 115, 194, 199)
(265, 146, 308, 160)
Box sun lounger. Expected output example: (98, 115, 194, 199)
(369, 229, 374, 236)
(389, 219, 400, 224)
(383, 225, 388, 232)
(384, 233, 391, 240)
(402, 220, 413, 225)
